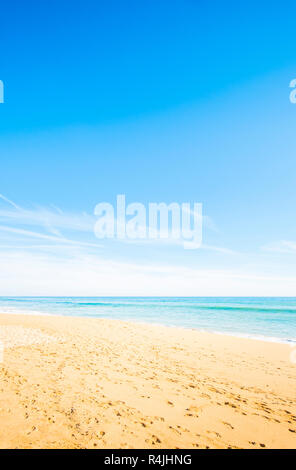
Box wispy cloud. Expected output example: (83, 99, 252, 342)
(0, 193, 23, 211)
(0, 194, 295, 295)
(0, 203, 95, 233)
(261, 240, 296, 254)
(201, 244, 238, 255)
(0, 225, 102, 249)
(0, 193, 231, 253)
(0, 248, 295, 296)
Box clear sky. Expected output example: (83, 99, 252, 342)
(0, 0, 296, 295)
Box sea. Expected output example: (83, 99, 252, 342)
(0, 296, 295, 344)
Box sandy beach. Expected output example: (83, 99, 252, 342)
(0, 313, 295, 449)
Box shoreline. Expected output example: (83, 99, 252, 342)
(0, 307, 295, 346)
(0, 313, 295, 449)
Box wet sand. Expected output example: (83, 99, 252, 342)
(0, 313, 295, 449)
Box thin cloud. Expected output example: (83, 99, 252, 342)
(0, 225, 102, 249)
(0, 193, 23, 211)
(201, 244, 238, 255)
(261, 240, 296, 254)
(0, 194, 234, 255)
(0, 249, 295, 296)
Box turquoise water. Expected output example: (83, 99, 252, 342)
(0, 297, 295, 344)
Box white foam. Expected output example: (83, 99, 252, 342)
(0, 306, 53, 317)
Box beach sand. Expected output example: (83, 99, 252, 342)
(0, 313, 295, 449)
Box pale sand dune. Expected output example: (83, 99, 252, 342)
(0, 313, 295, 449)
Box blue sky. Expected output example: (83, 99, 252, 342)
(0, 1, 296, 295)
